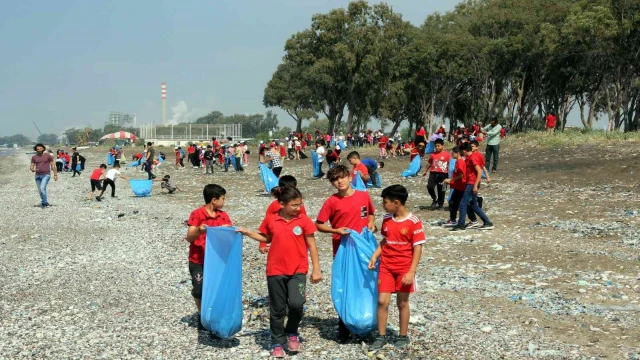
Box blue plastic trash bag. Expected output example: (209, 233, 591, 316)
(332, 227, 379, 336)
(259, 163, 279, 193)
(330, 139, 335, 148)
(129, 179, 153, 197)
(127, 159, 139, 167)
(201, 227, 243, 339)
(401, 155, 421, 178)
(366, 173, 382, 188)
(352, 172, 367, 191)
(338, 140, 346, 150)
(425, 141, 435, 154)
(447, 158, 456, 202)
(157, 156, 164, 163)
(76, 164, 81, 171)
(230, 156, 238, 170)
(311, 151, 320, 177)
(107, 153, 115, 166)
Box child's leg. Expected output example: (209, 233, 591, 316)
(284, 274, 306, 336)
(267, 275, 289, 346)
(376, 293, 392, 335)
(189, 262, 203, 313)
(397, 292, 410, 336)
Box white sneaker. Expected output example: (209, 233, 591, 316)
(466, 221, 480, 228)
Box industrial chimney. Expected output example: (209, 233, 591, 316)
(161, 82, 167, 125)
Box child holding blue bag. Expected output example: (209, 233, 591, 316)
(237, 187, 322, 358)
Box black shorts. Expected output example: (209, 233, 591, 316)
(90, 179, 103, 192)
(189, 262, 204, 299)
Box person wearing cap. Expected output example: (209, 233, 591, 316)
(482, 117, 503, 173)
(263, 142, 283, 177)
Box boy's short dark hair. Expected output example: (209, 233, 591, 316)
(460, 143, 472, 152)
(378, 161, 385, 169)
(327, 165, 350, 182)
(100, 164, 108, 169)
(452, 146, 460, 154)
(163, 175, 171, 180)
(346, 151, 360, 160)
(203, 184, 226, 204)
(207, 145, 212, 148)
(470, 140, 479, 146)
(114, 163, 121, 168)
(381, 184, 409, 205)
(147, 142, 153, 146)
(316, 140, 325, 146)
(278, 175, 297, 188)
(434, 139, 444, 145)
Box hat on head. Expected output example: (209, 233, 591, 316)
(259, 140, 264, 144)
(418, 142, 425, 146)
(174, 146, 179, 149)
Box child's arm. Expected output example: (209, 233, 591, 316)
(444, 172, 463, 184)
(368, 240, 385, 269)
(305, 235, 322, 283)
(315, 221, 350, 236)
(118, 174, 130, 181)
(401, 244, 423, 285)
(236, 227, 269, 243)
(482, 166, 491, 183)
(367, 215, 376, 231)
(186, 225, 206, 243)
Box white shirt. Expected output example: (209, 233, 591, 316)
(106, 169, 120, 181)
(316, 146, 325, 162)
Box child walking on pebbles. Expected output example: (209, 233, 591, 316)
(88, 164, 107, 201)
(237, 186, 322, 358)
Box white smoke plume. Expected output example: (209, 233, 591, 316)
(171, 101, 190, 124)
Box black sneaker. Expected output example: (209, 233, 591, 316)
(436, 205, 444, 211)
(395, 335, 410, 349)
(41, 204, 50, 209)
(479, 222, 494, 230)
(96, 196, 102, 202)
(369, 335, 387, 351)
(430, 201, 437, 210)
(449, 225, 466, 232)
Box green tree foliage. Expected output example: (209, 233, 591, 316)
(0, 134, 32, 146)
(194, 110, 280, 138)
(265, 0, 640, 133)
(37, 133, 59, 145)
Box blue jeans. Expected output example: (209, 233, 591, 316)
(35, 175, 50, 205)
(457, 184, 490, 227)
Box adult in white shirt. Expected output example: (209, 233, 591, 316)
(103, 164, 129, 198)
(315, 140, 326, 178)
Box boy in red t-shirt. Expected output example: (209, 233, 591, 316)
(346, 151, 370, 184)
(316, 164, 375, 342)
(368, 185, 425, 350)
(442, 147, 466, 227)
(238, 187, 321, 357)
(545, 113, 557, 134)
(378, 135, 388, 158)
(185, 184, 233, 329)
(87, 164, 107, 201)
(422, 139, 451, 210)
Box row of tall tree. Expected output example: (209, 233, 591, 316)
(263, 0, 640, 134)
(194, 110, 280, 138)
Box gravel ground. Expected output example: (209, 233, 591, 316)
(1, 144, 639, 359)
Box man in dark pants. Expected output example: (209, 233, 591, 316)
(145, 142, 156, 180)
(482, 117, 502, 173)
(71, 147, 81, 176)
(423, 139, 451, 210)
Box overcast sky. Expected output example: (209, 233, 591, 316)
(0, 0, 590, 139)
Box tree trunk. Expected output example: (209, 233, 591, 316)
(586, 90, 599, 130)
(578, 94, 587, 128)
(390, 118, 402, 135)
(605, 88, 614, 132)
(346, 109, 355, 134)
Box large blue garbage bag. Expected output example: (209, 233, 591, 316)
(201, 227, 243, 339)
(311, 151, 320, 177)
(366, 173, 382, 188)
(447, 158, 456, 202)
(338, 140, 346, 150)
(332, 228, 379, 336)
(129, 179, 152, 197)
(107, 153, 115, 166)
(230, 157, 238, 170)
(127, 159, 139, 167)
(259, 163, 279, 193)
(401, 155, 421, 178)
(76, 164, 81, 171)
(352, 173, 367, 191)
(425, 141, 435, 154)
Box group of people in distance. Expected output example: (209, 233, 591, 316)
(53, 147, 86, 176)
(186, 163, 423, 357)
(175, 138, 250, 173)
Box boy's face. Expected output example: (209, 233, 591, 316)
(452, 152, 460, 159)
(212, 195, 226, 210)
(348, 157, 358, 166)
(435, 143, 443, 152)
(331, 175, 352, 192)
(470, 143, 478, 152)
(381, 198, 400, 213)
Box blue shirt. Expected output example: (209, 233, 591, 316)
(361, 158, 377, 169)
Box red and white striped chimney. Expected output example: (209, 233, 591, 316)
(161, 82, 167, 125)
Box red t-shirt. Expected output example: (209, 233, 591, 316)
(428, 151, 451, 173)
(380, 213, 426, 273)
(465, 152, 485, 185)
(134, 153, 143, 159)
(260, 201, 308, 249)
(279, 145, 286, 157)
(317, 190, 375, 255)
(187, 207, 233, 264)
(213, 140, 220, 149)
(259, 213, 316, 276)
(545, 114, 557, 128)
(351, 163, 369, 178)
(450, 159, 467, 191)
(90, 168, 103, 180)
(416, 128, 426, 137)
(378, 136, 388, 148)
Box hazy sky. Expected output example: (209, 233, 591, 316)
(0, 0, 588, 139)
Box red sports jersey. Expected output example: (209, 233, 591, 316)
(260, 200, 307, 249)
(351, 163, 369, 179)
(429, 151, 451, 173)
(187, 207, 233, 264)
(465, 152, 485, 185)
(259, 213, 316, 276)
(317, 190, 375, 256)
(380, 213, 426, 273)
